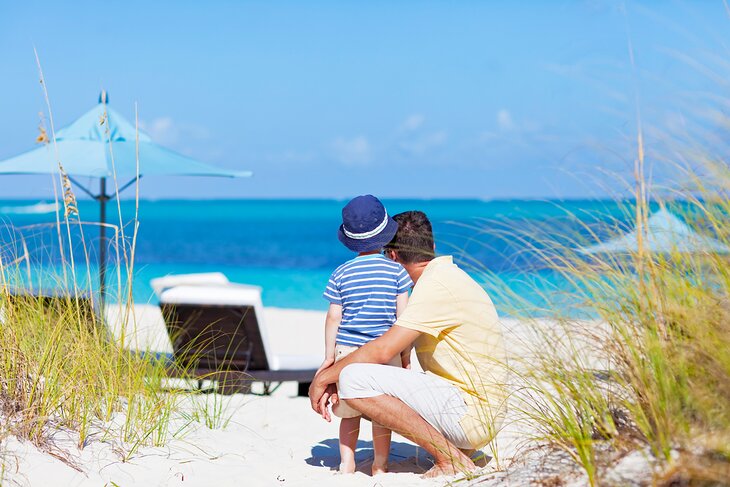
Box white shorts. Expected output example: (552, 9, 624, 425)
(338, 363, 471, 449)
(332, 344, 401, 419)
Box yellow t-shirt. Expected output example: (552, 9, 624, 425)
(395, 256, 508, 449)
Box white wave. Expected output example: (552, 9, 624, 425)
(0, 202, 59, 215)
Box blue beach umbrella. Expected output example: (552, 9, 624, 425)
(579, 208, 730, 255)
(0, 91, 252, 307)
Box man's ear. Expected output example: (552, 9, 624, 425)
(385, 249, 398, 261)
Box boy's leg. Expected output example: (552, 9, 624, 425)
(371, 422, 391, 475)
(339, 416, 361, 473)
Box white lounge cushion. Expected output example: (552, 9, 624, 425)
(151, 272, 231, 298)
(159, 283, 262, 306)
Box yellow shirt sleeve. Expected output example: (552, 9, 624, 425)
(395, 276, 459, 337)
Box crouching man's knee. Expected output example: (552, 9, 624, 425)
(338, 364, 380, 399)
(338, 363, 369, 400)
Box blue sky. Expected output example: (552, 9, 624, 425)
(1, 1, 729, 199)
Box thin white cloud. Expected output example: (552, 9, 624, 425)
(399, 114, 426, 132)
(139, 117, 174, 144)
(394, 114, 448, 158)
(139, 117, 210, 146)
(483, 110, 548, 141)
(330, 136, 372, 165)
(497, 109, 515, 131)
(398, 130, 448, 156)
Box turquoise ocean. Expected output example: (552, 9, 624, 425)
(0, 199, 643, 316)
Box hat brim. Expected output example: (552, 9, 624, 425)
(338, 217, 398, 252)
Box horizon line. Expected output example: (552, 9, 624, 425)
(0, 195, 687, 203)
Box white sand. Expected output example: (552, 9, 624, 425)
(1, 305, 562, 486)
(2, 384, 445, 487)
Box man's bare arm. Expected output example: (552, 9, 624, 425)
(309, 325, 421, 415)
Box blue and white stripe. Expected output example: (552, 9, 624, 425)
(323, 254, 413, 347)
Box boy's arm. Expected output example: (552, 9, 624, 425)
(395, 292, 413, 369)
(319, 303, 342, 373)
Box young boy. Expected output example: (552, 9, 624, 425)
(320, 195, 413, 475)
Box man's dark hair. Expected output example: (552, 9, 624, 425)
(386, 211, 435, 264)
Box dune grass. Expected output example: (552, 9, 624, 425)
(481, 173, 730, 485)
(0, 269, 187, 460)
(442, 133, 730, 485)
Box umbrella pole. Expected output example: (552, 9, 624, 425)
(99, 177, 107, 311)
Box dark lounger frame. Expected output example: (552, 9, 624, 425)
(160, 302, 316, 395)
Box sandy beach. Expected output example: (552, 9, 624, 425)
(0, 305, 539, 487)
(1, 383, 444, 487)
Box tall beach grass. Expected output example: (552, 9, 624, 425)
(470, 164, 730, 485)
(0, 58, 234, 476)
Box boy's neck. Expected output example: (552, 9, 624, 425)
(358, 250, 381, 256)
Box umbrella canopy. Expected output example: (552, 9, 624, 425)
(580, 208, 730, 255)
(0, 95, 251, 179)
(0, 92, 252, 308)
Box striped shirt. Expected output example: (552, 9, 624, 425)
(323, 254, 413, 347)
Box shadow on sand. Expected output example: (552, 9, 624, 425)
(305, 438, 433, 474)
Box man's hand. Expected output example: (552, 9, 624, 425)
(310, 359, 338, 422)
(308, 376, 326, 414)
(319, 384, 337, 422)
(401, 347, 412, 369)
(308, 377, 336, 422)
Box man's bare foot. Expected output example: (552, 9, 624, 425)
(422, 459, 477, 478)
(338, 461, 356, 474)
(371, 462, 388, 475)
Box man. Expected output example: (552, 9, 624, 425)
(309, 210, 508, 477)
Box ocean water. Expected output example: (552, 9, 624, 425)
(0, 198, 648, 315)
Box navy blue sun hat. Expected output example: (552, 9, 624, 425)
(338, 195, 399, 252)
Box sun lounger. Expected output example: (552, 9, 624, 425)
(3, 288, 99, 332)
(156, 277, 321, 395)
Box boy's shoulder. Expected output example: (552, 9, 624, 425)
(330, 257, 359, 278)
(331, 255, 403, 278)
(331, 259, 350, 277)
(333, 256, 405, 275)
